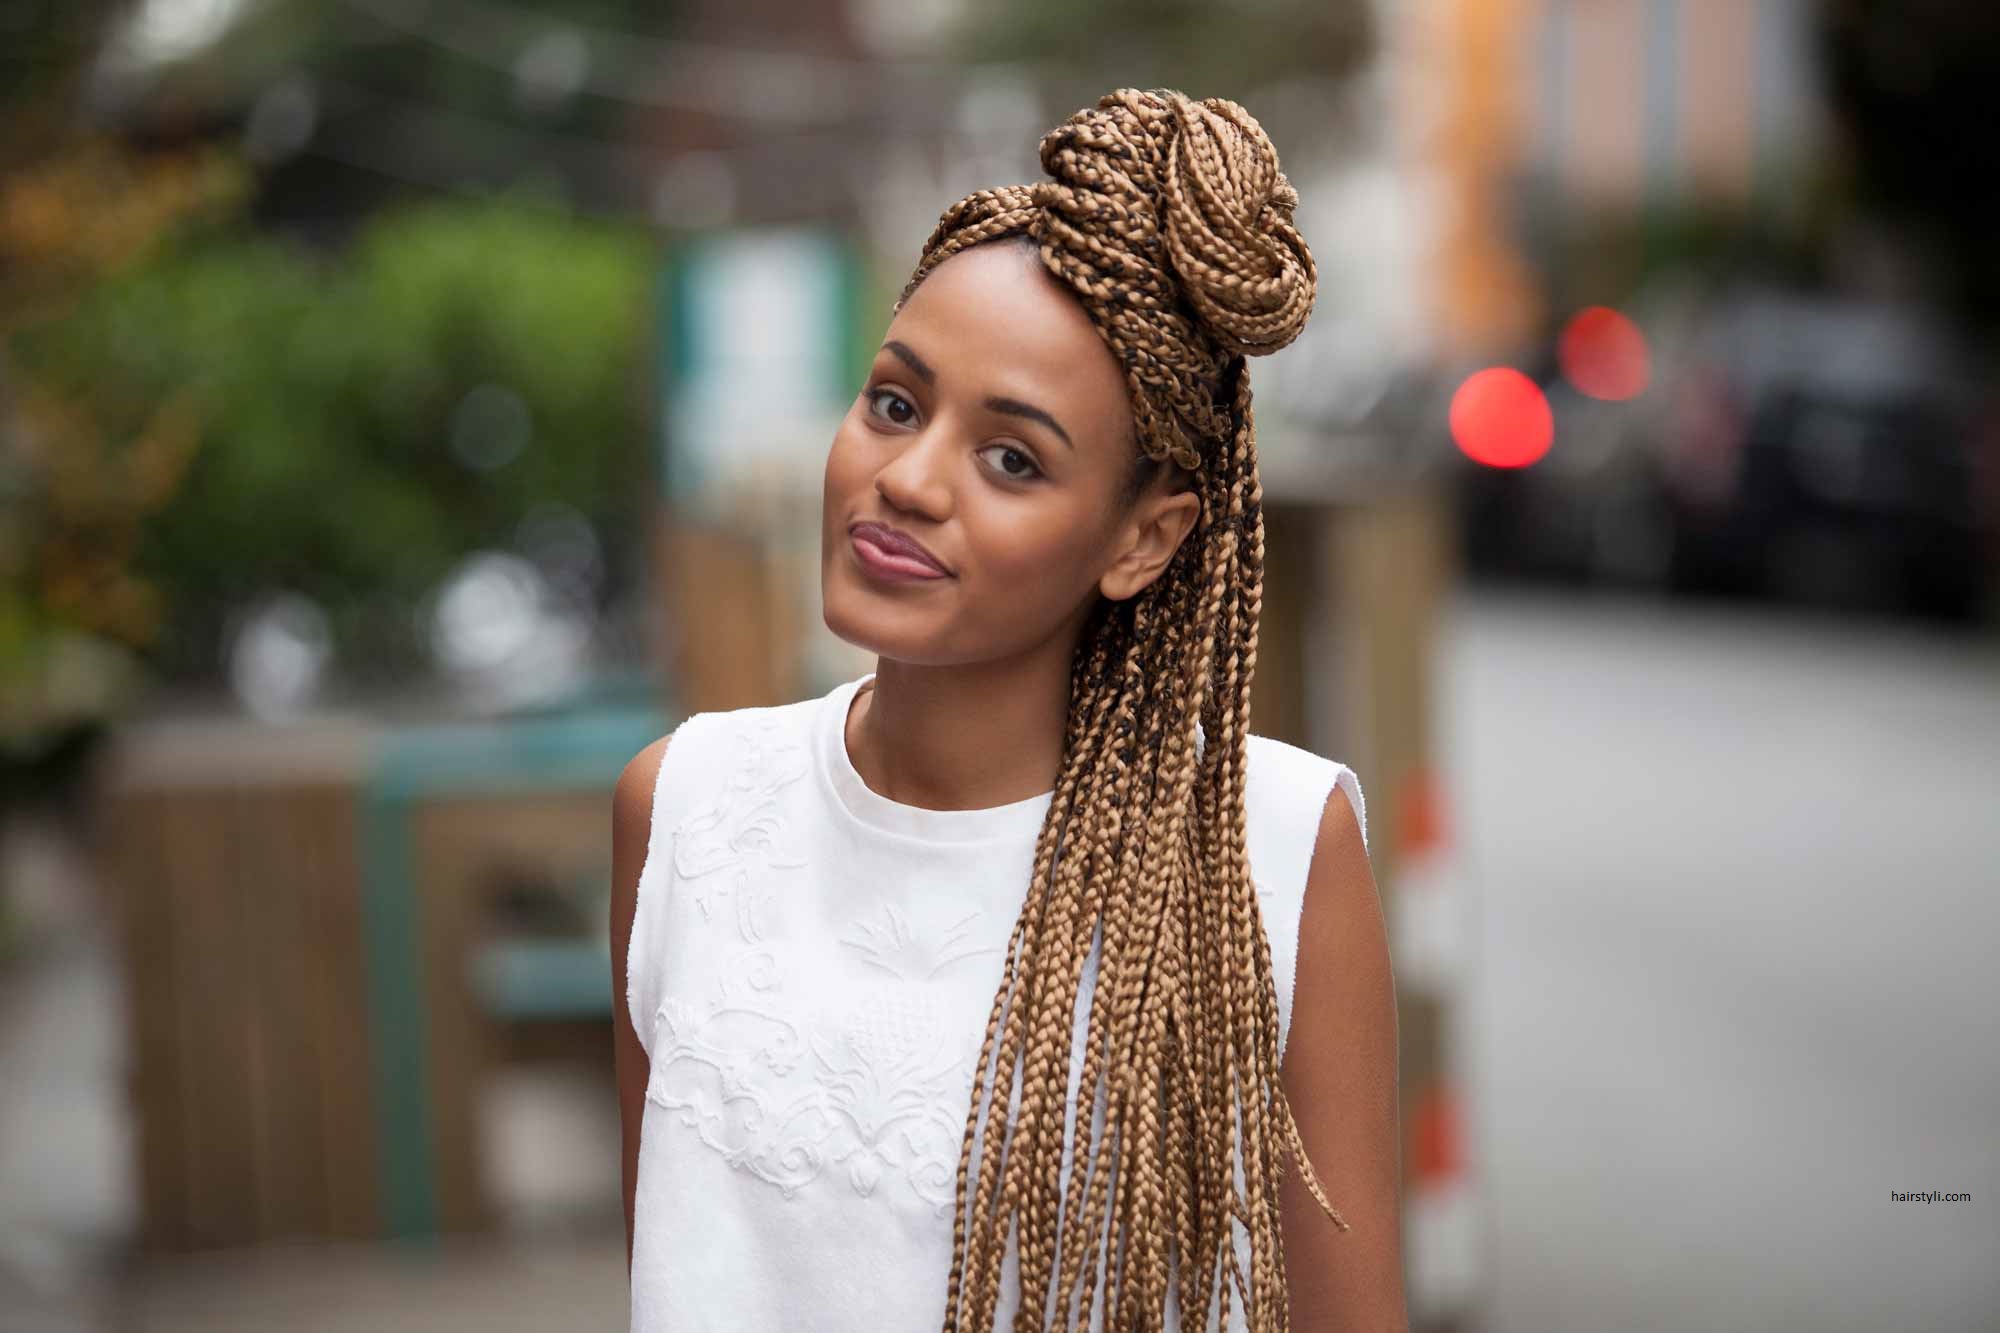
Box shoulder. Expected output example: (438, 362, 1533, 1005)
(616, 728, 672, 808)
(1244, 733, 1368, 858)
(612, 727, 681, 940)
(1280, 736, 1377, 981)
(615, 731, 675, 831)
(611, 689, 825, 836)
(1278, 738, 1383, 1063)
(610, 711, 707, 896)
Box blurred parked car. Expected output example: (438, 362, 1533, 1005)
(1660, 290, 1996, 623)
(1451, 349, 1676, 594)
(1453, 285, 1998, 624)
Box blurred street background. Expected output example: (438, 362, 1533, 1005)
(2, 1, 1995, 1330)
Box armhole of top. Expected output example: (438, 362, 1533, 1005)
(624, 718, 692, 1058)
(1332, 763, 1368, 858)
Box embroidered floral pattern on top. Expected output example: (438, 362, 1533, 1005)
(670, 711, 810, 931)
(647, 714, 1005, 1217)
(841, 902, 1001, 982)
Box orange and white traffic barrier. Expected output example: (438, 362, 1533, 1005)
(1387, 764, 1483, 1324)
(1388, 765, 1471, 998)
(1407, 1081, 1482, 1323)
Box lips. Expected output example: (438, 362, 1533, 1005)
(850, 521, 951, 577)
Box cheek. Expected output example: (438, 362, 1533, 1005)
(960, 495, 1110, 597)
(823, 416, 873, 503)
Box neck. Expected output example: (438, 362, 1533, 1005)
(846, 652, 1074, 811)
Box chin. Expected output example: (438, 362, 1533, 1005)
(824, 582, 973, 666)
(820, 580, 901, 659)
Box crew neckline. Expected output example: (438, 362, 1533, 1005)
(816, 672, 1055, 845)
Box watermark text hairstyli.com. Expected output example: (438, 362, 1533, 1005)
(1890, 1190, 1970, 1203)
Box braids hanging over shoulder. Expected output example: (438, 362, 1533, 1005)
(894, 89, 1341, 1332)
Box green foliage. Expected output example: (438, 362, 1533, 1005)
(12, 199, 660, 683)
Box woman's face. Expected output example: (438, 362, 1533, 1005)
(821, 242, 1198, 668)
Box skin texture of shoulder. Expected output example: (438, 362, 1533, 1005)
(1277, 779, 1410, 1330)
(611, 731, 671, 1273)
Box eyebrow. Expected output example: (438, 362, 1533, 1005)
(878, 340, 1075, 451)
(882, 340, 935, 386)
(981, 395, 1073, 451)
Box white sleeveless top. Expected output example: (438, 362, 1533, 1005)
(625, 672, 1366, 1332)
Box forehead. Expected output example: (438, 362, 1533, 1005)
(887, 244, 1129, 437)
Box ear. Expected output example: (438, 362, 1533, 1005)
(1099, 487, 1201, 602)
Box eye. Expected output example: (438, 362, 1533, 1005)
(977, 443, 1043, 482)
(865, 387, 917, 426)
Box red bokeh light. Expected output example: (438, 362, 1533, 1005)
(1449, 367, 1553, 468)
(1558, 305, 1650, 401)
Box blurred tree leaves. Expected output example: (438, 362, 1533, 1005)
(0, 136, 251, 756)
(9, 198, 659, 686)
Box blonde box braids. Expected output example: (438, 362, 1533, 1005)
(894, 89, 1343, 1332)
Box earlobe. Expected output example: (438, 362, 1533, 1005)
(1097, 534, 1150, 604)
(1097, 551, 1142, 603)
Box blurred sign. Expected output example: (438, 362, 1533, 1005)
(660, 227, 863, 522)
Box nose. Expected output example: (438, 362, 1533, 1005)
(873, 420, 955, 520)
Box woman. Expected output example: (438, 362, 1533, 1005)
(612, 87, 1405, 1331)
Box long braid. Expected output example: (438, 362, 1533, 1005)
(898, 89, 1342, 1333)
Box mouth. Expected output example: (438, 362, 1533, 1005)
(848, 521, 952, 581)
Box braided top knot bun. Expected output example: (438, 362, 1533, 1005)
(1154, 94, 1316, 357)
(900, 87, 1316, 470)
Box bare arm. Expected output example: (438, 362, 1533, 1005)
(611, 734, 671, 1273)
(1279, 781, 1410, 1330)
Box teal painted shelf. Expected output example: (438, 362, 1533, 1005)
(358, 696, 675, 1241)
(475, 937, 615, 1021)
